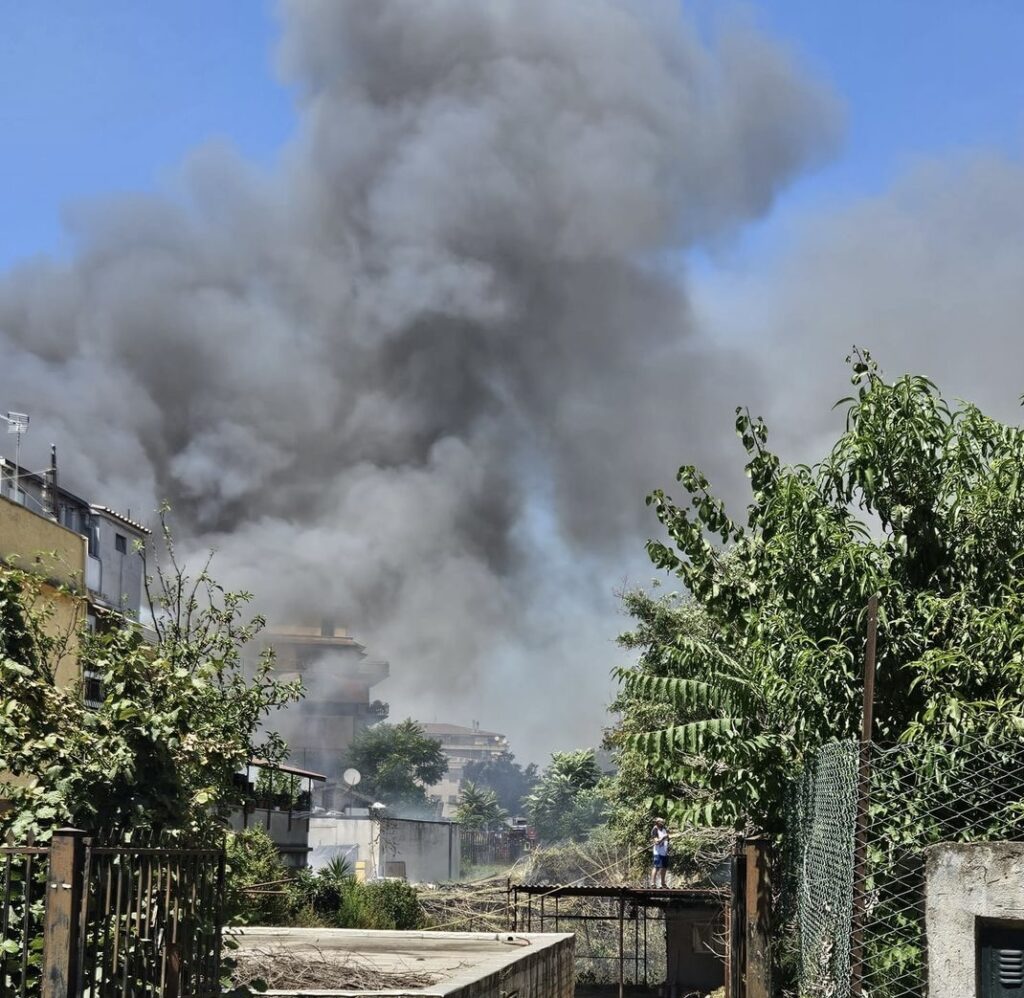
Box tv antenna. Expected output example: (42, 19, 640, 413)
(3, 412, 29, 503)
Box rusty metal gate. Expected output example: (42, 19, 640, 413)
(2, 829, 224, 998)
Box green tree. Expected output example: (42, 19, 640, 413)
(347, 719, 447, 813)
(462, 752, 538, 815)
(224, 826, 292, 925)
(253, 768, 305, 809)
(0, 512, 302, 842)
(454, 781, 508, 830)
(619, 352, 1024, 834)
(525, 750, 606, 843)
(605, 589, 714, 852)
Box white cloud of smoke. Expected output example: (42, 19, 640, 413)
(0, 0, 839, 759)
(697, 152, 1024, 465)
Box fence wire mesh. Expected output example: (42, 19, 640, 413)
(786, 732, 1024, 998)
(788, 735, 1024, 997)
(789, 739, 859, 993)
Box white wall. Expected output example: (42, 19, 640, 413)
(307, 817, 374, 874)
(308, 816, 460, 883)
(926, 842, 1024, 997)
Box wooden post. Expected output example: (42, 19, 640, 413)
(729, 838, 745, 998)
(743, 837, 773, 998)
(165, 942, 182, 998)
(42, 828, 86, 998)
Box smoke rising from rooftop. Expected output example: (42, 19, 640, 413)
(0, 1, 838, 758)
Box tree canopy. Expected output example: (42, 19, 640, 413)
(347, 719, 447, 814)
(615, 353, 1024, 834)
(461, 752, 538, 816)
(525, 749, 605, 843)
(453, 781, 508, 831)
(0, 516, 301, 842)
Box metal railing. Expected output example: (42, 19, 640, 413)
(1, 840, 49, 998)
(1, 830, 224, 998)
(460, 829, 527, 869)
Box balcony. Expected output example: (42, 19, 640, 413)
(86, 555, 102, 593)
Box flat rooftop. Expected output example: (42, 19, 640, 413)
(230, 927, 574, 997)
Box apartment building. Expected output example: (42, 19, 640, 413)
(0, 450, 149, 618)
(421, 722, 509, 818)
(265, 621, 390, 786)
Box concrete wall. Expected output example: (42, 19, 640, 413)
(926, 841, 1024, 997)
(230, 927, 574, 998)
(309, 816, 460, 883)
(90, 511, 144, 616)
(383, 816, 460, 884)
(308, 816, 373, 874)
(444, 932, 574, 998)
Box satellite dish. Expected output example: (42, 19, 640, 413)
(342, 768, 362, 788)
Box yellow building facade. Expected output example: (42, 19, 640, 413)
(0, 493, 89, 688)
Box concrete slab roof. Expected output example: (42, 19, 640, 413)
(229, 926, 573, 997)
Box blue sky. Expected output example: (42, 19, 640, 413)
(0, 1, 293, 268)
(2, 1, 1024, 271)
(695, 0, 1024, 270)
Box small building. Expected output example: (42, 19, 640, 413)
(421, 721, 510, 818)
(265, 622, 389, 785)
(308, 813, 461, 884)
(510, 884, 729, 995)
(226, 760, 328, 869)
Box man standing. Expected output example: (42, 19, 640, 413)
(650, 816, 670, 888)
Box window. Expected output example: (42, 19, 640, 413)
(83, 670, 104, 707)
(115, 533, 127, 554)
(691, 922, 718, 955)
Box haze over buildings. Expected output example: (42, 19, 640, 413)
(4, 2, 1024, 761)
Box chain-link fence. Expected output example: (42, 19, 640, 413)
(787, 734, 1024, 997)
(788, 739, 859, 993)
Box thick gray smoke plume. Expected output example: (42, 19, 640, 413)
(0, 1, 838, 758)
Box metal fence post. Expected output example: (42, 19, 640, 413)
(42, 828, 86, 998)
(850, 594, 879, 996)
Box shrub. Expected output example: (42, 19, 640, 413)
(286, 860, 378, 929)
(336, 878, 370, 928)
(361, 880, 422, 930)
(225, 826, 291, 925)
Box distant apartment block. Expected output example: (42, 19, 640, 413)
(265, 621, 389, 786)
(421, 722, 510, 818)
